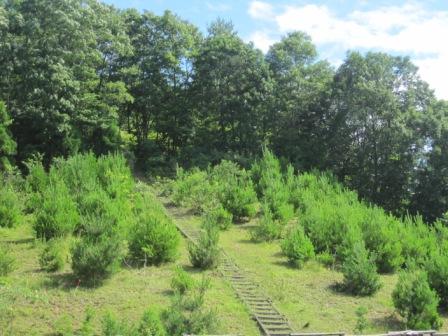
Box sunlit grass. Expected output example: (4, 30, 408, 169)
(0, 220, 259, 335)
(170, 202, 448, 333)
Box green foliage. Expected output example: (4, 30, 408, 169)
(361, 207, 403, 273)
(172, 168, 215, 214)
(53, 314, 74, 336)
(252, 148, 294, 222)
(251, 204, 283, 242)
(0, 182, 22, 228)
(204, 205, 233, 231)
(281, 226, 315, 268)
(171, 266, 195, 295)
(191, 19, 271, 158)
(0, 102, 16, 171)
(0, 244, 15, 276)
(211, 160, 257, 220)
(129, 192, 180, 266)
(138, 308, 166, 336)
(300, 194, 363, 262)
(354, 306, 369, 334)
(24, 155, 48, 196)
(39, 238, 70, 273)
(316, 251, 336, 268)
(79, 307, 95, 336)
(2, 1, 130, 163)
(425, 252, 448, 309)
(162, 277, 216, 336)
(71, 216, 126, 286)
(96, 153, 134, 200)
(401, 215, 436, 267)
(341, 242, 381, 296)
(33, 177, 79, 240)
(392, 270, 442, 329)
(0, 0, 446, 230)
(267, 32, 332, 171)
(102, 308, 166, 336)
(102, 311, 133, 336)
(188, 217, 220, 269)
(329, 51, 433, 215)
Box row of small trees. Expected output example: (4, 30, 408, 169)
(1, 152, 221, 335)
(1, 153, 181, 286)
(170, 149, 448, 329)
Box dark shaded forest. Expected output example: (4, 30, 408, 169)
(1, 0, 448, 222)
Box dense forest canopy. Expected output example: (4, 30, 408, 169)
(1, 0, 448, 222)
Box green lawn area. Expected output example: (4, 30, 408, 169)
(3, 192, 448, 335)
(0, 217, 259, 335)
(169, 201, 448, 334)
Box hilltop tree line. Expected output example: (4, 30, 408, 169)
(1, 0, 448, 221)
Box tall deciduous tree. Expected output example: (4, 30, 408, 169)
(266, 32, 333, 170)
(327, 52, 434, 213)
(0, 0, 131, 164)
(411, 100, 448, 221)
(122, 10, 201, 159)
(0, 101, 16, 170)
(192, 20, 272, 161)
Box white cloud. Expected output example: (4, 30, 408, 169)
(415, 53, 448, 100)
(248, 31, 276, 53)
(248, 1, 274, 20)
(206, 2, 231, 12)
(248, 2, 448, 99)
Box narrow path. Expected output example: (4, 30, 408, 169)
(158, 195, 294, 336)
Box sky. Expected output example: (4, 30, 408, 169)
(103, 0, 448, 100)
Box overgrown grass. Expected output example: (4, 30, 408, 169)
(0, 222, 259, 335)
(164, 185, 448, 332)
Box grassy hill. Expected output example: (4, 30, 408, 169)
(163, 193, 448, 333)
(0, 221, 259, 335)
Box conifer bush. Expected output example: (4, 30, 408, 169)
(211, 160, 257, 220)
(401, 215, 436, 267)
(24, 156, 48, 195)
(301, 198, 363, 262)
(425, 252, 448, 309)
(138, 308, 166, 336)
(171, 266, 195, 294)
(392, 270, 442, 329)
(129, 193, 180, 266)
(281, 226, 315, 268)
(39, 238, 70, 272)
(33, 177, 80, 240)
(341, 242, 381, 296)
(204, 204, 233, 231)
(251, 204, 282, 242)
(71, 217, 126, 286)
(162, 277, 216, 336)
(251, 148, 294, 221)
(0, 183, 22, 228)
(51, 152, 100, 202)
(189, 218, 220, 269)
(172, 168, 215, 214)
(97, 153, 134, 199)
(361, 207, 403, 273)
(0, 244, 15, 276)
(102, 312, 134, 336)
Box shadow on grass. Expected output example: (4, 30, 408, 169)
(238, 238, 257, 245)
(2, 237, 35, 245)
(370, 313, 402, 331)
(272, 260, 298, 270)
(42, 272, 109, 290)
(41, 272, 80, 291)
(327, 282, 360, 298)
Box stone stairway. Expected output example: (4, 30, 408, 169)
(160, 198, 294, 336)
